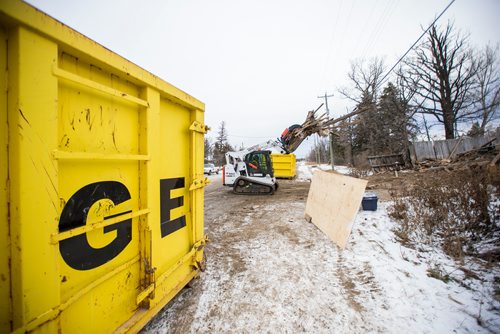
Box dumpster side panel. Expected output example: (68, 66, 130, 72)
(52, 29, 146, 333)
(0, 24, 11, 334)
(8, 27, 60, 331)
(271, 154, 296, 179)
(156, 99, 192, 272)
(57, 52, 142, 155)
(149, 98, 196, 310)
(57, 160, 142, 333)
(1, 1, 207, 333)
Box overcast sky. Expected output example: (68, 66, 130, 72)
(26, 0, 500, 157)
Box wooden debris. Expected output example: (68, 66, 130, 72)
(414, 139, 499, 173)
(490, 151, 500, 167)
(447, 136, 464, 159)
(281, 105, 364, 153)
(367, 153, 405, 173)
(281, 104, 330, 153)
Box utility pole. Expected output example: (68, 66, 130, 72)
(314, 135, 320, 164)
(317, 92, 335, 170)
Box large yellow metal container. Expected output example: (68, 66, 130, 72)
(0, 1, 208, 333)
(271, 153, 296, 179)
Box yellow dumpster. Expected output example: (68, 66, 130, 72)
(0, 1, 208, 333)
(271, 153, 297, 179)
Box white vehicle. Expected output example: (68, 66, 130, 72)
(223, 140, 286, 195)
(204, 163, 218, 175)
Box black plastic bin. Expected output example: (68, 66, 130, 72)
(362, 192, 378, 211)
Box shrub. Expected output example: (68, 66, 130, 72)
(388, 169, 499, 260)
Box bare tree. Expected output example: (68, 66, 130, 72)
(338, 57, 386, 104)
(395, 65, 421, 117)
(471, 44, 500, 134)
(402, 22, 476, 139)
(394, 66, 423, 154)
(306, 137, 330, 164)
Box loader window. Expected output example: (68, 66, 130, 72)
(244, 151, 273, 177)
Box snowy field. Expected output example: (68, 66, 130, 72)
(143, 163, 499, 333)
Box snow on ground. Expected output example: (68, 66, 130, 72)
(352, 205, 499, 333)
(297, 163, 353, 181)
(295, 162, 499, 332)
(143, 162, 499, 333)
(333, 165, 352, 175)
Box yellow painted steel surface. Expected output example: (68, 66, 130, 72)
(271, 154, 297, 179)
(0, 1, 207, 333)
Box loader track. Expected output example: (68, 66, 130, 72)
(232, 177, 276, 195)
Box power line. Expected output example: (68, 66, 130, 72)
(353, 0, 380, 56)
(322, 0, 344, 89)
(378, 0, 456, 87)
(328, 0, 356, 89)
(361, 0, 398, 60)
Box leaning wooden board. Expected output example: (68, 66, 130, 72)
(305, 170, 367, 249)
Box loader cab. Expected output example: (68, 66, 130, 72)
(244, 150, 274, 177)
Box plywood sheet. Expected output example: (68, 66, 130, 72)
(305, 170, 367, 249)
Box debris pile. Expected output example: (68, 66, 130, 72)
(367, 153, 406, 172)
(415, 140, 499, 172)
(279, 104, 362, 153)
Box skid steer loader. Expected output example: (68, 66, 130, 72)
(223, 142, 282, 195)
